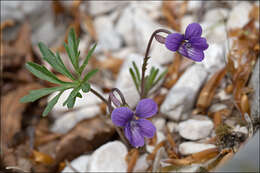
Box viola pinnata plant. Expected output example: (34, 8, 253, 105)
(20, 29, 98, 116)
(21, 22, 208, 148)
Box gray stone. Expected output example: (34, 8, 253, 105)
(179, 115, 214, 140)
(216, 131, 259, 172)
(160, 65, 208, 121)
(249, 58, 259, 121)
(88, 141, 128, 172)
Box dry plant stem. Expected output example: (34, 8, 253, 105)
(140, 29, 171, 99)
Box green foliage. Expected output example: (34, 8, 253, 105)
(129, 61, 168, 97)
(20, 28, 98, 116)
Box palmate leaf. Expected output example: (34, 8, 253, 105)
(79, 43, 97, 75)
(64, 28, 80, 73)
(26, 62, 70, 85)
(38, 42, 75, 81)
(21, 27, 99, 117)
(20, 86, 67, 103)
(63, 85, 81, 108)
(43, 91, 64, 116)
(82, 69, 99, 83)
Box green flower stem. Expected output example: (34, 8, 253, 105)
(140, 29, 171, 99)
(90, 88, 109, 106)
(91, 88, 131, 148)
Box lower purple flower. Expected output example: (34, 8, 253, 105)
(165, 23, 209, 62)
(111, 98, 158, 147)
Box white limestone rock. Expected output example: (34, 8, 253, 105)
(88, 1, 127, 16)
(50, 105, 100, 134)
(167, 122, 179, 133)
(62, 155, 90, 173)
(1, 1, 48, 22)
(203, 8, 229, 24)
(227, 2, 253, 30)
(133, 154, 149, 172)
(31, 10, 68, 46)
(115, 6, 135, 46)
(94, 16, 123, 51)
(179, 115, 214, 140)
(209, 103, 228, 113)
(152, 118, 166, 132)
(115, 53, 164, 107)
(179, 142, 216, 155)
(201, 43, 226, 74)
(160, 65, 208, 121)
(146, 131, 166, 153)
(187, 1, 202, 13)
(88, 141, 128, 172)
(115, 6, 174, 65)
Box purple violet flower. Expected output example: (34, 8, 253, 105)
(165, 23, 209, 62)
(111, 98, 158, 147)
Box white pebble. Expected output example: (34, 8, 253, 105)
(179, 115, 214, 140)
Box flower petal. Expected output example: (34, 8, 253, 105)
(189, 37, 209, 50)
(185, 23, 202, 40)
(136, 119, 156, 138)
(111, 107, 133, 127)
(124, 122, 144, 147)
(165, 33, 184, 51)
(178, 44, 204, 62)
(135, 98, 158, 118)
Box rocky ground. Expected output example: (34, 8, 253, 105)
(1, 1, 259, 172)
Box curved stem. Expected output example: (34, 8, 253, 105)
(140, 29, 171, 99)
(90, 88, 109, 106)
(90, 88, 131, 148)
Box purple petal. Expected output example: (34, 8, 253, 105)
(124, 122, 144, 147)
(185, 23, 202, 40)
(111, 107, 133, 127)
(178, 44, 204, 62)
(135, 98, 158, 118)
(189, 37, 209, 50)
(136, 119, 156, 138)
(165, 33, 184, 51)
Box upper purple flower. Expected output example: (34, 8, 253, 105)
(111, 98, 158, 147)
(165, 23, 209, 62)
